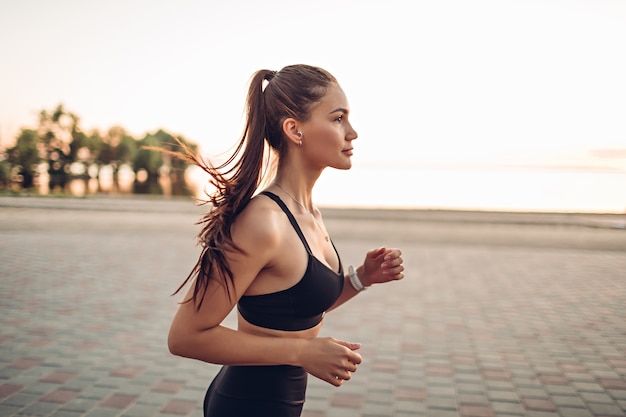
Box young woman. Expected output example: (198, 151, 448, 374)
(167, 64, 405, 417)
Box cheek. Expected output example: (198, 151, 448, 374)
(315, 125, 343, 146)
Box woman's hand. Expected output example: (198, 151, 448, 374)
(360, 247, 404, 287)
(297, 337, 362, 386)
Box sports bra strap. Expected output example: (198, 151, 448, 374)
(260, 191, 313, 255)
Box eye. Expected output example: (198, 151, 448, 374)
(334, 115, 344, 123)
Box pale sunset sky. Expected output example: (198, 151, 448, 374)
(1, 0, 625, 212)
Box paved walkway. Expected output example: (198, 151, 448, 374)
(1, 196, 625, 417)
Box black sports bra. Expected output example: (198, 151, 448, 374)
(237, 191, 344, 331)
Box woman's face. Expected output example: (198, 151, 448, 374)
(299, 83, 358, 171)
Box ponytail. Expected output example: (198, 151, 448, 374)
(174, 65, 337, 309)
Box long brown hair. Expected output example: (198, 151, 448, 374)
(175, 64, 337, 308)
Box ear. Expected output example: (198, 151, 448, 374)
(282, 118, 302, 146)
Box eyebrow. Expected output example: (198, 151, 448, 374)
(329, 107, 349, 115)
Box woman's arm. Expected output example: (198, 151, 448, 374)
(327, 247, 405, 312)
(168, 294, 305, 367)
(168, 278, 362, 386)
(168, 199, 291, 362)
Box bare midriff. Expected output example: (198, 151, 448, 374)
(237, 312, 323, 340)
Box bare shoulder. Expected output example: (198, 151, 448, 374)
(230, 193, 285, 254)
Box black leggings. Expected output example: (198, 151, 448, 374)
(203, 365, 307, 417)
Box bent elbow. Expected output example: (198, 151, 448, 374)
(167, 322, 221, 362)
(167, 337, 180, 357)
(167, 328, 189, 357)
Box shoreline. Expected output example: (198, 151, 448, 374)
(1, 194, 624, 229)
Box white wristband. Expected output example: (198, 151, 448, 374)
(348, 265, 366, 292)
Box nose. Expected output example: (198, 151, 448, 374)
(347, 122, 358, 141)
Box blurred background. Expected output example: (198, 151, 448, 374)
(1, 0, 624, 213)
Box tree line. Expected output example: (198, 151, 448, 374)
(0, 104, 198, 195)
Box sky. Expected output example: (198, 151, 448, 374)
(1, 0, 625, 211)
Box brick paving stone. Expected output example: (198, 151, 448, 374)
(585, 401, 625, 416)
(545, 384, 578, 396)
(365, 390, 394, 404)
(425, 365, 454, 377)
(151, 380, 186, 394)
(397, 412, 426, 417)
(159, 398, 198, 415)
(3, 392, 39, 408)
(490, 400, 526, 415)
(20, 381, 59, 397)
(40, 372, 78, 386)
(481, 369, 512, 381)
(579, 391, 614, 404)
(560, 363, 588, 373)
(539, 374, 570, 385)
(40, 388, 80, 404)
(0, 404, 22, 416)
(483, 380, 516, 392)
(362, 401, 395, 416)
(330, 393, 364, 408)
(525, 411, 560, 417)
(58, 397, 99, 414)
(302, 411, 325, 417)
(19, 400, 61, 416)
(395, 387, 426, 401)
(487, 389, 519, 403)
(0, 367, 25, 381)
(7, 358, 43, 370)
(610, 389, 626, 401)
(0, 384, 23, 398)
(456, 382, 484, 394)
(425, 409, 458, 417)
(122, 403, 162, 417)
(137, 390, 171, 406)
(110, 366, 145, 378)
(85, 408, 121, 417)
(558, 407, 594, 417)
(597, 378, 626, 390)
(458, 393, 489, 405)
(518, 387, 550, 398)
(458, 404, 493, 417)
(99, 393, 139, 409)
(326, 407, 360, 417)
(50, 410, 83, 417)
(522, 397, 558, 412)
(428, 396, 457, 411)
(551, 394, 585, 408)
(427, 385, 456, 397)
(605, 358, 626, 368)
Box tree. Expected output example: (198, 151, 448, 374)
(0, 152, 9, 187)
(6, 129, 42, 189)
(134, 131, 166, 180)
(98, 126, 137, 166)
(133, 129, 198, 195)
(37, 104, 76, 190)
(1, 104, 199, 195)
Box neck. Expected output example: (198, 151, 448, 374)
(273, 169, 319, 211)
(272, 178, 330, 242)
(273, 181, 312, 212)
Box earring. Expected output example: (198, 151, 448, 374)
(299, 140, 302, 147)
(296, 131, 303, 147)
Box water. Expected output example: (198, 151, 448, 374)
(314, 165, 626, 213)
(34, 164, 626, 214)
